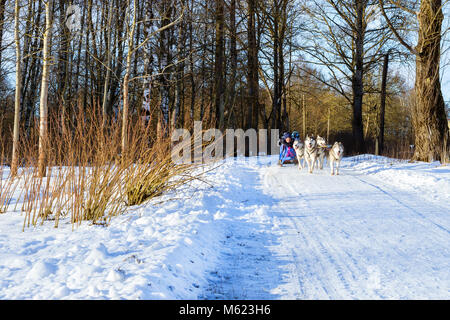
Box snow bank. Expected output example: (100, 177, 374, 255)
(0, 159, 250, 299)
(343, 155, 450, 204)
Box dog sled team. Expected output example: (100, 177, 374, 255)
(278, 131, 344, 175)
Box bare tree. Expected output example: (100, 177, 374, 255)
(376, 49, 391, 155)
(38, 0, 53, 177)
(247, 0, 259, 130)
(0, 0, 7, 70)
(171, 0, 186, 130)
(102, 0, 114, 124)
(121, 0, 138, 154)
(2, 0, 427, 168)
(121, 0, 184, 147)
(302, 0, 394, 152)
(156, 0, 173, 138)
(214, 0, 225, 129)
(11, 0, 22, 177)
(379, 0, 449, 161)
(259, 0, 300, 132)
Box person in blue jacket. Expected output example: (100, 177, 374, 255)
(278, 132, 297, 166)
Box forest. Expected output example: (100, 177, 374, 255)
(0, 0, 449, 177)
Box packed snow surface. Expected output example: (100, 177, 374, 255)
(0, 155, 449, 299)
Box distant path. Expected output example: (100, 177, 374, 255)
(201, 159, 450, 299)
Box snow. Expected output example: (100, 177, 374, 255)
(0, 155, 449, 299)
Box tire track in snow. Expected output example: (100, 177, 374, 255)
(291, 183, 388, 300)
(201, 158, 450, 299)
(260, 162, 450, 299)
(282, 169, 365, 298)
(200, 164, 287, 300)
(261, 166, 386, 299)
(350, 174, 450, 236)
(284, 196, 369, 299)
(264, 170, 335, 299)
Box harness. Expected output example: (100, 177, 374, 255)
(305, 145, 317, 157)
(317, 144, 330, 155)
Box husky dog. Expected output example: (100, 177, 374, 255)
(304, 135, 318, 174)
(329, 142, 344, 175)
(316, 135, 328, 170)
(293, 139, 305, 170)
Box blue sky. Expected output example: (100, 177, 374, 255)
(443, 75, 450, 105)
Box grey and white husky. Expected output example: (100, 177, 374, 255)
(316, 135, 328, 170)
(293, 139, 305, 170)
(329, 142, 344, 175)
(304, 135, 318, 174)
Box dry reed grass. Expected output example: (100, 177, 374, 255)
(0, 103, 206, 230)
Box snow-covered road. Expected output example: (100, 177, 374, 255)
(201, 156, 450, 299)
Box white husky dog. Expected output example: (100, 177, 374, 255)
(329, 142, 344, 175)
(304, 135, 318, 174)
(293, 139, 305, 170)
(316, 135, 328, 170)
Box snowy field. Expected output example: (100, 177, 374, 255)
(0, 155, 449, 299)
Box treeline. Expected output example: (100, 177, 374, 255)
(0, 0, 449, 173)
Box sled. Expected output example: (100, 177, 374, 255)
(278, 144, 297, 166)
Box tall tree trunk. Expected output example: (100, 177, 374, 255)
(214, 0, 225, 130)
(279, 37, 286, 133)
(271, 15, 279, 130)
(82, 2, 92, 111)
(247, 0, 259, 130)
(110, 0, 126, 118)
(199, 5, 208, 123)
(377, 51, 389, 155)
(327, 106, 330, 142)
(25, 18, 43, 135)
(157, 0, 172, 138)
(38, 0, 53, 177)
(73, 1, 85, 113)
(11, 0, 22, 177)
(131, 0, 142, 114)
(380, 0, 449, 161)
(142, 0, 154, 122)
(226, 0, 237, 128)
(57, 0, 70, 134)
(21, 0, 38, 136)
(102, 0, 114, 123)
(24, 46, 42, 136)
(122, 0, 136, 154)
(188, 0, 195, 128)
(286, 44, 292, 133)
(302, 94, 306, 138)
(412, 0, 449, 161)
(172, 1, 185, 130)
(0, 0, 7, 69)
(279, 0, 288, 133)
(352, 0, 365, 154)
(87, 0, 99, 103)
